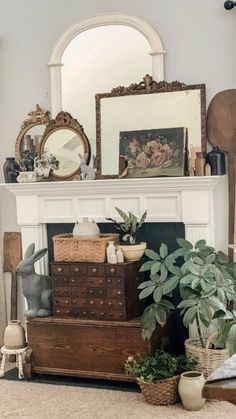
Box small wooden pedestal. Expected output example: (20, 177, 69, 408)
(25, 317, 175, 381)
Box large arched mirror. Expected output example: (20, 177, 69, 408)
(15, 105, 51, 162)
(39, 111, 91, 180)
(49, 14, 165, 157)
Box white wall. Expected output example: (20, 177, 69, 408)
(0, 0, 235, 320)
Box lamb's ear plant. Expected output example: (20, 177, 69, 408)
(106, 207, 147, 244)
(138, 238, 236, 354)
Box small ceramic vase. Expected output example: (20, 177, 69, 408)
(178, 371, 205, 411)
(73, 217, 100, 239)
(106, 241, 117, 263)
(4, 320, 26, 349)
(3, 157, 21, 183)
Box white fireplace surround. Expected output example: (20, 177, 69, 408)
(4, 176, 228, 276)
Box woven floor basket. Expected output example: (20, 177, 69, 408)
(185, 333, 230, 378)
(138, 376, 179, 406)
(53, 233, 119, 263)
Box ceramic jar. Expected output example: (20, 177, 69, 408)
(206, 146, 226, 175)
(73, 217, 100, 239)
(106, 241, 117, 263)
(3, 157, 21, 183)
(4, 320, 26, 349)
(178, 371, 205, 411)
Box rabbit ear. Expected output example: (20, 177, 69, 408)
(24, 243, 35, 259)
(28, 248, 48, 264)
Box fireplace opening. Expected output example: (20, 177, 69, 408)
(46, 222, 187, 352)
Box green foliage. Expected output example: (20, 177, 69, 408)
(106, 207, 147, 244)
(138, 238, 236, 354)
(125, 351, 196, 383)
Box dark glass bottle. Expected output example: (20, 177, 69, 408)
(3, 157, 21, 183)
(206, 146, 226, 176)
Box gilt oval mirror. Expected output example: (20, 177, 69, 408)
(39, 111, 91, 180)
(15, 105, 51, 162)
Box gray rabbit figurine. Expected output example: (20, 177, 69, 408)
(16, 243, 53, 318)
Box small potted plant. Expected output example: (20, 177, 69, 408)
(138, 238, 236, 376)
(125, 350, 196, 405)
(106, 207, 147, 261)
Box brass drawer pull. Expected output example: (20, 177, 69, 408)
(117, 279, 121, 284)
(65, 300, 69, 304)
(91, 311, 95, 316)
(99, 279, 103, 284)
(89, 290, 94, 294)
(92, 268, 97, 273)
(108, 301, 112, 306)
(66, 310, 70, 314)
(74, 268, 80, 273)
(100, 301, 104, 305)
(57, 267, 62, 272)
(63, 278, 68, 282)
(119, 302, 123, 306)
(56, 309, 60, 314)
(83, 311, 87, 315)
(90, 300, 94, 305)
(99, 290, 104, 295)
(117, 291, 122, 296)
(100, 312, 104, 316)
(107, 279, 111, 283)
(110, 268, 115, 273)
(71, 279, 75, 283)
(72, 300, 76, 304)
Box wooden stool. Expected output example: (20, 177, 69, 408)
(0, 346, 27, 379)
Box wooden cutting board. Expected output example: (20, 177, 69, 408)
(3, 232, 22, 320)
(207, 89, 236, 260)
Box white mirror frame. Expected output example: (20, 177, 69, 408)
(48, 13, 165, 118)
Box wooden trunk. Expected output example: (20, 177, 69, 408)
(25, 316, 175, 381)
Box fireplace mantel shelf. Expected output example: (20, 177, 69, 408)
(3, 175, 222, 196)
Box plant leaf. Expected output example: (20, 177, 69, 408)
(153, 287, 163, 303)
(195, 239, 206, 249)
(150, 262, 162, 276)
(182, 306, 198, 327)
(137, 280, 156, 289)
(139, 285, 156, 300)
(162, 276, 179, 294)
(145, 249, 160, 261)
(139, 260, 155, 272)
(226, 323, 236, 355)
(176, 238, 193, 250)
(160, 243, 168, 259)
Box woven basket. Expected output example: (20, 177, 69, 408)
(138, 376, 180, 406)
(185, 332, 230, 378)
(53, 233, 119, 263)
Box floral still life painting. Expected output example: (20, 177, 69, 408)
(119, 127, 187, 178)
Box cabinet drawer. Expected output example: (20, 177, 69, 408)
(87, 277, 105, 287)
(87, 287, 106, 297)
(106, 299, 124, 310)
(53, 277, 69, 286)
(54, 297, 71, 305)
(69, 264, 87, 275)
(70, 277, 86, 286)
(87, 265, 105, 276)
(105, 265, 123, 276)
(52, 265, 70, 276)
(89, 309, 124, 320)
(70, 298, 87, 307)
(70, 287, 87, 297)
(107, 288, 123, 299)
(54, 307, 72, 316)
(71, 308, 89, 318)
(54, 287, 70, 297)
(106, 277, 124, 288)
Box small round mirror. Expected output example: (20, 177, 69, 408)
(15, 105, 51, 162)
(39, 111, 91, 180)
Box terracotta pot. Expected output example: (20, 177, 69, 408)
(178, 371, 205, 411)
(4, 320, 26, 349)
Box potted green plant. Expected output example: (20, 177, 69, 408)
(138, 238, 236, 376)
(125, 350, 196, 405)
(106, 207, 147, 261)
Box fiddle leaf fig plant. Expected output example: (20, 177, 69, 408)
(106, 207, 147, 244)
(139, 238, 236, 354)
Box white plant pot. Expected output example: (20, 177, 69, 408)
(178, 371, 205, 411)
(119, 242, 146, 261)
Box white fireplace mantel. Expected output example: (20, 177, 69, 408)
(4, 175, 228, 275)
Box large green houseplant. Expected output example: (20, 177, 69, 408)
(138, 238, 236, 355)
